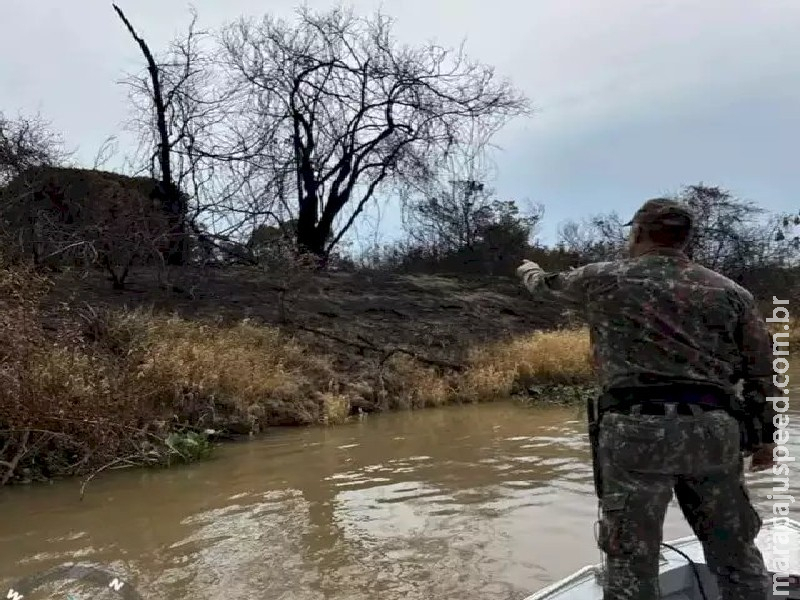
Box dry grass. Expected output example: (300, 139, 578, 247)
(463, 328, 593, 401)
(2, 288, 594, 481)
(0, 256, 353, 483)
(78, 305, 349, 428)
(373, 327, 593, 407)
(379, 354, 458, 410)
(138, 317, 341, 428)
(133, 321, 593, 416)
(0, 259, 154, 484)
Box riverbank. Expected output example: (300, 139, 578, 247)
(1, 263, 596, 485)
(1, 261, 796, 485)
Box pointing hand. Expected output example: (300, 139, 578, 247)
(516, 260, 542, 278)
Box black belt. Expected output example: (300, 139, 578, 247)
(606, 401, 724, 416)
(600, 384, 731, 417)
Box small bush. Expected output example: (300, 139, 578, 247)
(137, 317, 336, 428)
(464, 327, 593, 399)
(380, 354, 457, 410)
(165, 431, 213, 464)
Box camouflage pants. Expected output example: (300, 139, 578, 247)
(596, 405, 770, 600)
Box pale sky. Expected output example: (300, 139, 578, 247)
(2, 0, 798, 244)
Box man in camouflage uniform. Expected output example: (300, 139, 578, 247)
(517, 198, 777, 600)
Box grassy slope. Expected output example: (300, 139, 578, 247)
(39, 266, 593, 430)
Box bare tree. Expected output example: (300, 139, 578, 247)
(119, 5, 280, 269)
(557, 212, 628, 262)
(402, 124, 497, 252)
(677, 185, 791, 271)
(92, 135, 119, 170)
(217, 6, 529, 262)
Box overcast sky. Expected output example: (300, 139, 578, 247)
(2, 0, 798, 243)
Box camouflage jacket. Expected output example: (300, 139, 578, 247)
(520, 248, 778, 439)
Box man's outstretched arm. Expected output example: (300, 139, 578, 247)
(516, 260, 590, 307)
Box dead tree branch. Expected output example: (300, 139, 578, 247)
(0, 430, 31, 485)
(289, 321, 465, 371)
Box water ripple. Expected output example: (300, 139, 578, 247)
(1, 395, 797, 600)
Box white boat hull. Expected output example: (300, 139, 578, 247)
(525, 517, 800, 599)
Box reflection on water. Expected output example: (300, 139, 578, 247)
(1, 370, 798, 600)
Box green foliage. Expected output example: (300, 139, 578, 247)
(165, 430, 214, 464)
(520, 383, 599, 406)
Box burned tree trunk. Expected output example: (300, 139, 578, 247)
(113, 4, 187, 265)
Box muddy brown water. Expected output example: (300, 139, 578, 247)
(1, 367, 797, 600)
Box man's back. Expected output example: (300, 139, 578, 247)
(520, 248, 773, 397)
(574, 250, 763, 392)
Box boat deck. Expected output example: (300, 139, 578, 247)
(525, 517, 800, 599)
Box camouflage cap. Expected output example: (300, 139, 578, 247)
(624, 198, 694, 229)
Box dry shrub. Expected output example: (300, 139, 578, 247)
(0, 287, 347, 483)
(380, 354, 456, 410)
(0, 166, 174, 286)
(319, 392, 352, 425)
(458, 363, 517, 403)
(0, 257, 159, 484)
(0, 257, 50, 362)
(137, 317, 338, 429)
(376, 328, 594, 408)
(462, 327, 593, 400)
(12, 347, 152, 463)
(81, 304, 155, 360)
